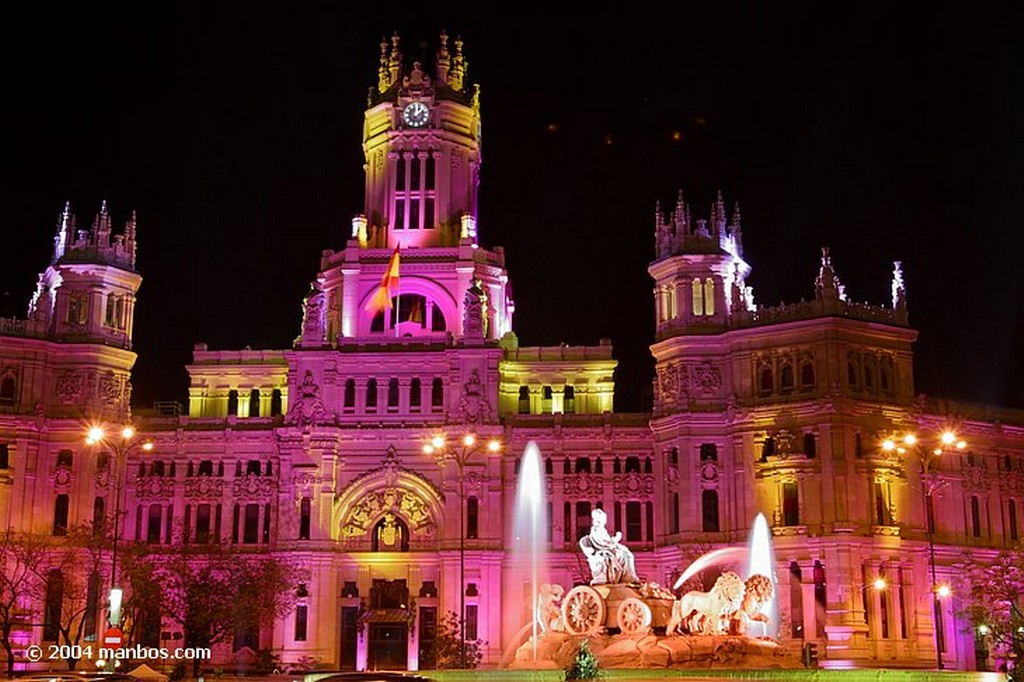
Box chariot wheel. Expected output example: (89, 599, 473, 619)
(561, 585, 606, 635)
(617, 597, 652, 635)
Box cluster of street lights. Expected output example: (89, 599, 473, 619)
(85, 424, 153, 628)
(880, 427, 967, 670)
(422, 432, 501, 668)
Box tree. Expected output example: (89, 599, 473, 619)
(428, 610, 483, 669)
(28, 524, 109, 670)
(564, 638, 602, 681)
(956, 550, 1024, 679)
(125, 542, 305, 676)
(0, 531, 48, 676)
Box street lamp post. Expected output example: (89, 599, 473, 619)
(423, 433, 500, 668)
(85, 424, 153, 627)
(882, 429, 967, 670)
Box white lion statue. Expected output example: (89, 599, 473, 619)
(536, 583, 565, 633)
(666, 570, 746, 635)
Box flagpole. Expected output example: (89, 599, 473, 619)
(394, 244, 400, 338)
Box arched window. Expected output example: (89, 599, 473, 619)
(393, 294, 427, 329)
(372, 514, 409, 551)
(370, 309, 386, 332)
(467, 497, 479, 539)
(431, 304, 446, 331)
(299, 497, 311, 540)
(147, 504, 163, 544)
(564, 385, 575, 414)
(644, 457, 653, 473)
(395, 156, 406, 192)
(574, 458, 591, 474)
(803, 433, 816, 458)
(863, 361, 874, 389)
(801, 363, 815, 388)
(848, 360, 859, 387)
(780, 364, 794, 390)
(409, 378, 422, 410)
(344, 379, 356, 409)
(700, 443, 718, 461)
(702, 489, 720, 532)
(703, 278, 715, 316)
(760, 367, 774, 394)
(387, 378, 399, 409)
(227, 390, 239, 416)
(625, 456, 641, 473)
(518, 386, 530, 414)
(56, 449, 73, 468)
(247, 389, 259, 418)
(246, 460, 261, 476)
(970, 496, 981, 537)
(270, 389, 283, 416)
(562, 458, 571, 474)
(431, 378, 444, 409)
(92, 496, 105, 535)
(691, 278, 704, 316)
(1009, 500, 1019, 542)
(0, 375, 15, 405)
(880, 364, 892, 392)
(594, 457, 603, 474)
(366, 378, 378, 409)
(151, 461, 165, 477)
(43, 569, 64, 641)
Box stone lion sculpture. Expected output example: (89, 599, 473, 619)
(666, 570, 746, 636)
(536, 583, 565, 633)
(730, 573, 774, 635)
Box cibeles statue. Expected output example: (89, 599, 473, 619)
(579, 508, 639, 585)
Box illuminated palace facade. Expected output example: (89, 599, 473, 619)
(1, 34, 1022, 673)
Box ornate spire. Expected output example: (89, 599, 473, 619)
(892, 260, 907, 310)
(377, 37, 391, 93)
(124, 210, 137, 268)
(53, 201, 72, 262)
(450, 36, 466, 91)
(436, 29, 451, 84)
(815, 247, 845, 302)
(94, 200, 111, 246)
(388, 32, 402, 86)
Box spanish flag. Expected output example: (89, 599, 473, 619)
(365, 247, 400, 314)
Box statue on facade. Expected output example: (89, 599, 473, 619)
(300, 282, 326, 345)
(579, 508, 638, 585)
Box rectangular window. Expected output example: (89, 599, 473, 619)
(467, 497, 479, 539)
(53, 494, 69, 536)
(425, 155, 435, 190)
(1009, 500, 1019, 542)
(263, 504, 271, 543)
(294, 605, 308, 641)
(409, 198, 420, 230)
(970, 496, 981, 537)
(702, 489, 720, 532)
(147, 505, 162, 544)
(299, 497, 311, 540)
(410, 155, 422, 190)
(244, 503, 259, 544)
(196, 504, 211, 544)
(575, 501, 591, 541)
(563, 502, 571, 544)
(783, 483, 800, 526)
(465, 604, 478, 640)
(0, 443, 8, 469)
(396, 156, 406, 191)
(874, 482, 893, 525)
(424, 197, 434, 229)
(625, 501, 642, 542)
(394, 200, 405, 230)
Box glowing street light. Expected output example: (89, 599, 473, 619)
(84, 423, 154, 627)
(425, 431, 502, 668)
(872, 577, 888, 591)
(880, 427, 968, 670)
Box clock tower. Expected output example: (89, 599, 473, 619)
(307, 32, 512, 342)
(361, 31, 481, 249)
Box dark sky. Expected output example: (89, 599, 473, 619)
(2, 3, 1022, 413)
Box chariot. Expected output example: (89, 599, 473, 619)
(559, 582, 675, 636)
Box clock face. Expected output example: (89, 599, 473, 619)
(402, 101, 430, 128)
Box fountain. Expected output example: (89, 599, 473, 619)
(506, 509, 801, 670)
(510, 441, 545, 662)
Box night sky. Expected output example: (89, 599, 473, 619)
(2, 4, 1022, 413)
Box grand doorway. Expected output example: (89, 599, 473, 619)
(366, 579, 410, 670)
(368, 622, 408, 670)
